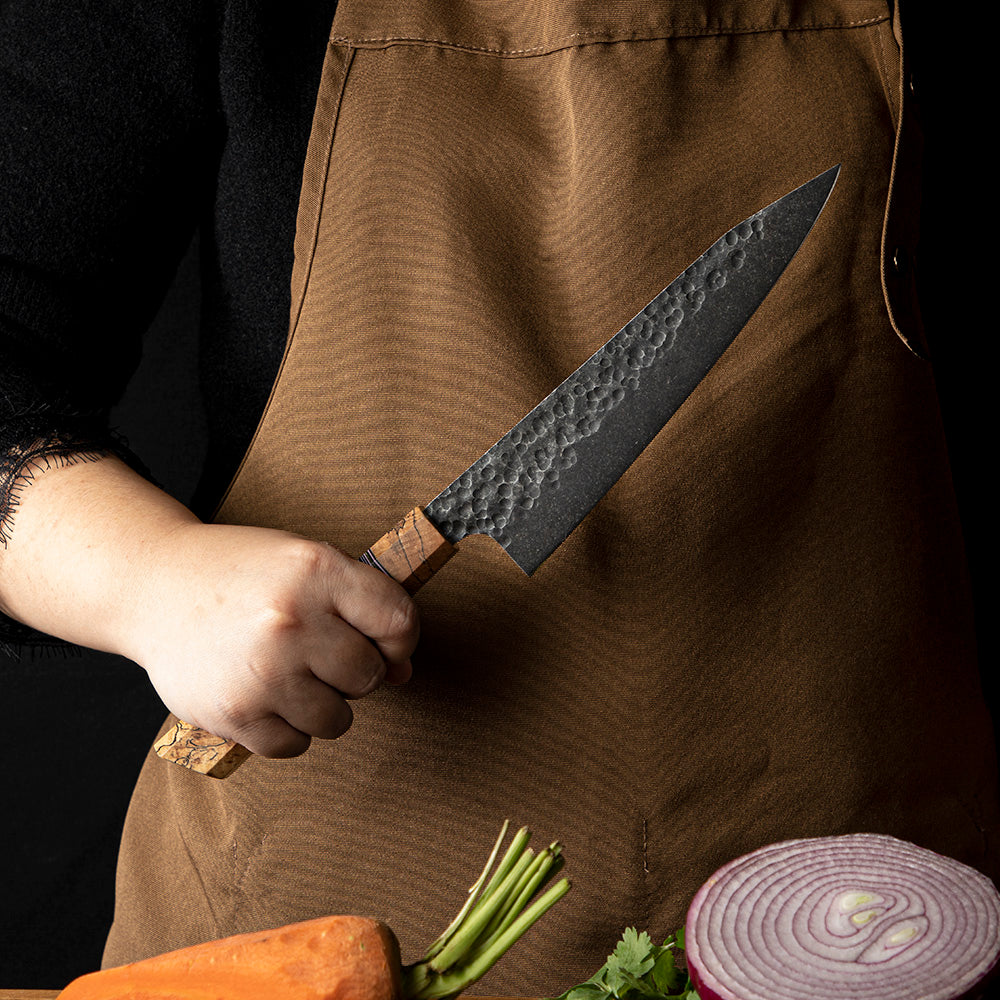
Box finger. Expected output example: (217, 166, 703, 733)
(228, 714, 312, 759)
(317, 548, 420, 665)
(305, 614, 388, 698)
(270, 674, 355, 741)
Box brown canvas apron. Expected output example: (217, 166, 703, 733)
(105, 2, 1000, 992)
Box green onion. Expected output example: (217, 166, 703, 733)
(402, 822, 572, 1000)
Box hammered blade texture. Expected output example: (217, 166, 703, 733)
(425, 165, 839, 574)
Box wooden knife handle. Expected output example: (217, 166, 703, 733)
(153, 507, 455, 778)
(153, 720, 253, 778)
(357, 506, 457, 595)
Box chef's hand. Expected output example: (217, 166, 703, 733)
(128, 522, 419, 758)
(0, 455, 419, 758)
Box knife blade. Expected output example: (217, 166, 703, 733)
(155, 164, 840, 777)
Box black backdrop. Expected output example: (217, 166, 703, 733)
(0, 236, 205, 987)
(0, 9, 992, 989)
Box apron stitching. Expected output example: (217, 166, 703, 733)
(332, 15, 888, 57)
(869, 21, 899, 130)
(877, 0, 926, 359)
(290, 46, 356, 339)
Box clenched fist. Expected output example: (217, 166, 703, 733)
(124, 523, 419, 758)
(0, 456, 418, 758)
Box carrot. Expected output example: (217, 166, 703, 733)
(58, 821, 571, 1000)
(57, 914, 400, 1000)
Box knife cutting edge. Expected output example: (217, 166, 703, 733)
(154, 164, 840, 777)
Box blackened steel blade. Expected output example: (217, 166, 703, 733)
(424, 165, 840, 575)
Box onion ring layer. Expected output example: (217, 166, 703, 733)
(685, 834, 1000, 1000)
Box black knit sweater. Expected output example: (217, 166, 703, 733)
(0, 1, 337, 642)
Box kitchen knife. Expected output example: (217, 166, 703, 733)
(154, 164, 840, 777)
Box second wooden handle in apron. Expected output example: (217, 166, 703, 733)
(153, 507, 455, 778)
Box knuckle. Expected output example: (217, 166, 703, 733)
(275, 538, 340, 598)
(291, 536, 346, 583)
(242, 649, 286, 693)
(286, 536, 329, 572)
(255, 601, 303, 639)
(385, 592, 419, 642)
(209, 656, 286, 733)
(211, 686, 259, 733)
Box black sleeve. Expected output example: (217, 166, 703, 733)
(0, 0, 223, 647)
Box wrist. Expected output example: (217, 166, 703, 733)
(0, 455, 200, 655)
(102, 505, 204, 666)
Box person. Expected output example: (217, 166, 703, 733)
(2, 1, 997, 994)
(0, 1, 412, 759)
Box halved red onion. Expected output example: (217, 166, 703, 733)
(685, 834, 1000, 1000)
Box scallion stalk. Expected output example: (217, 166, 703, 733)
(402, 822, 572, 1000)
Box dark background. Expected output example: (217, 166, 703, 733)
(0, 236, 205, 987)
(0, 9, 992, 989)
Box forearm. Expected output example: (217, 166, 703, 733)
(0, 453, 198, 656)
(0, 451, 419, 757)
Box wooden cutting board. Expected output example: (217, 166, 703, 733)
(0, 992, 516, 999)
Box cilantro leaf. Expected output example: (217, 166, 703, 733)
(611, 928, 657, 977)
(650, 947, 684, 995)
(550, 928, 698, 1000)
(562, 984, 613, 1000)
